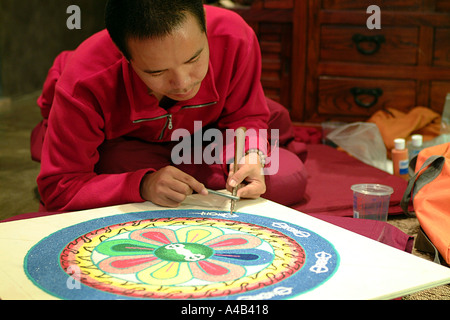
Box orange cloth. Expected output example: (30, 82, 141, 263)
(367, 107, 442, 154)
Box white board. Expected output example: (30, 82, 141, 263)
(0, 194, 449, 300)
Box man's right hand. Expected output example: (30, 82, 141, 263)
(140, 166, 208, 207)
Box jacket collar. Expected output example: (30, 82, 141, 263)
(123, 58, 219, 123)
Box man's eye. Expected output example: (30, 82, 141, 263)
(189, 56, 201, 64)
(150, 72, 164, 77)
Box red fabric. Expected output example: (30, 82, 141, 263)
(30, 51, 73, 162)
(293, 126, 323, 145)
(30, 119, 47, 162)
(311, 214, 413, 253)
(36, 6, 271, 212)
(267, 99, 308, 163)
(292, 144, 408, 217)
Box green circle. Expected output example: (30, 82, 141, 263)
(154, 243, 214, 262)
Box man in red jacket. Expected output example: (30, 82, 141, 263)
(33, 0, 307, 212)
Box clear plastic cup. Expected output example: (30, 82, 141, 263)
(351, 184, 394, 221)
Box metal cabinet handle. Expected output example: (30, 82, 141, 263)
(352, 34, 385, 55)
(350, 87, 383, 109)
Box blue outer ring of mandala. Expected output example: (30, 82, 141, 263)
(24, 210, 340, 300)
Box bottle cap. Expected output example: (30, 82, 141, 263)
(394, 138, 406, 150)
(411, 134, 423, 147)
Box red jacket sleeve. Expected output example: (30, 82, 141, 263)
(37, 85, 150, 212)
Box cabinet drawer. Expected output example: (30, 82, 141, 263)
(431, 81, 450, 114)
(320, 26, 419, 65)
(434, 28, 450, 67)
(436, 0, 450, 12)
(263, 0, 294, 9)
(321, 0, 421, 11)
(318, 77, 416, 118)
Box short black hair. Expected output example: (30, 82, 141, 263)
(105, 0, 206, 60)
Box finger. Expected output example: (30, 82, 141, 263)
(147, 167, 200, 205)
(227, 166, 249, 189)
(160, 197, 182, 208)
(164, 187, 189, 205)
(152, 167, 192, 197)
(236, 181, 266, 199)
(169, 178, 195, 196)
(150, 191, 182, 208)
(227, 163, 266, 197)
(175, 171, 208, 196)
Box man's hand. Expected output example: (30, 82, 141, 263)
(226, 153, 266, 199)
(140, 166, 208, 207)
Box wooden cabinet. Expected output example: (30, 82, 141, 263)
(303, 0, 450, 122)
(233, 0, 295, 111)
(234, 0, 450, 123)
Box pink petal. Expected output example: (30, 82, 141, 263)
(197, 260, 229, 276)
(110, 256, 158, 269)
(142, 232, 171, 244)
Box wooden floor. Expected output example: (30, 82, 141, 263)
(0, 92, 42, 221)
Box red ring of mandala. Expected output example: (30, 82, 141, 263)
(60, 217, 306, 299)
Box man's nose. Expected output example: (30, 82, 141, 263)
(169, 69, 191, 91)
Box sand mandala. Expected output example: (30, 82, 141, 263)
(24, 210, 339, 300)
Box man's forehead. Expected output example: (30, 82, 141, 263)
(127, 30, 208, 74)
(127, 13, 206, 61)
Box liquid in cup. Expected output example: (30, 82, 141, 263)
(351, 184, 394, 221)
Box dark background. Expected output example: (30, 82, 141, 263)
(0, 0, 108, 97)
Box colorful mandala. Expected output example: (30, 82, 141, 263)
(24, 210, 339, 300)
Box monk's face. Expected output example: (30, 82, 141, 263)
(128, 12, 209, 101)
